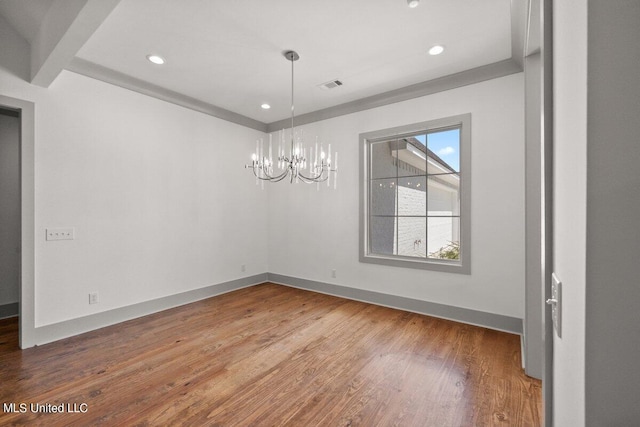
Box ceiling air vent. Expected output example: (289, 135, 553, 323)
(318, 79, 343, 90)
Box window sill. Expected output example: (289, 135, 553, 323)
(360, 253, 470, 274)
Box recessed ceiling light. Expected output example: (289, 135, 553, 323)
(407, 0, 420, 8)
(429, 45, 445, 55)
(146, 54, 165, 65)
(261, 103, 271, 110)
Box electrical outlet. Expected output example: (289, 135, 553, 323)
(547, 273, 562, 338)
(46, 227, 75, 241)
(331, 269, 337, 278)
(89, 292, 99, 305)
(241, 264, 246, 272)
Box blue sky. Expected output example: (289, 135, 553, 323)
(415, 129, 460, 171)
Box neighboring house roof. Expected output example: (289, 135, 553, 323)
(402, 137, 457, 174)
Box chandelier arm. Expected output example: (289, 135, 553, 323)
(297, 178, 319, 184)
(251, 165, 288, 181)
(251, 167, 269, 181)
(269, 172, 291, 182)
(265, 168, 291, 182)
(297, 172, 329, 183)
(257, 172, 289, 182)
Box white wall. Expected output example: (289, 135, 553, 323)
(0, 67, 269, 327)
(0, 113, 20, 307)
(552, 0, 588, 424)
(268, 73, 526, 319)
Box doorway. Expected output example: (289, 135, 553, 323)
(0, 108, 20, 327)
(0, 95, 35, 349)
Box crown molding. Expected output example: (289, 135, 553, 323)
(67, 57, 522, 134)
(66, 57, 269, 132)
(267, 58, 522, 133)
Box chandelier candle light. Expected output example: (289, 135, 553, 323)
(246, 51, 338, 188)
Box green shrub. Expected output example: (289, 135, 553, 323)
(429, 241, 460, 260)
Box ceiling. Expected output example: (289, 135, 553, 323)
(0, 0, 525, 129)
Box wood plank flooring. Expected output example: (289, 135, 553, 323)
(0, 283, 542, 426)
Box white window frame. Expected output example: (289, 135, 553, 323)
(359, 113, 471, 274)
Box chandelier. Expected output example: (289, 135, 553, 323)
(246, 51, 338, 186)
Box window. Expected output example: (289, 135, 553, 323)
(359, 114, 471, 274)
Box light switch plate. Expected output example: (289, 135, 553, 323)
(46, 227, 75, 241)
(550, 273, 562, 338)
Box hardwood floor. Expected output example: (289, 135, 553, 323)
(0, 283, 542, 426)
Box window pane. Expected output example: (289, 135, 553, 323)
(397, 217, 427, 258)
(397, 176, 426, 216)
(427, 217, 460, 260)
(370, 178, 396, 216)
(397, 136, 427, 178)
(370, 216, 396, 255)
(427, 174, 460, 216)
(371, 140, 398, 179)
(427, 128, 460, 173)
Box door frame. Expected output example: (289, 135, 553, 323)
(522, 0, 553, 424)
(541, 0, 554, 424)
